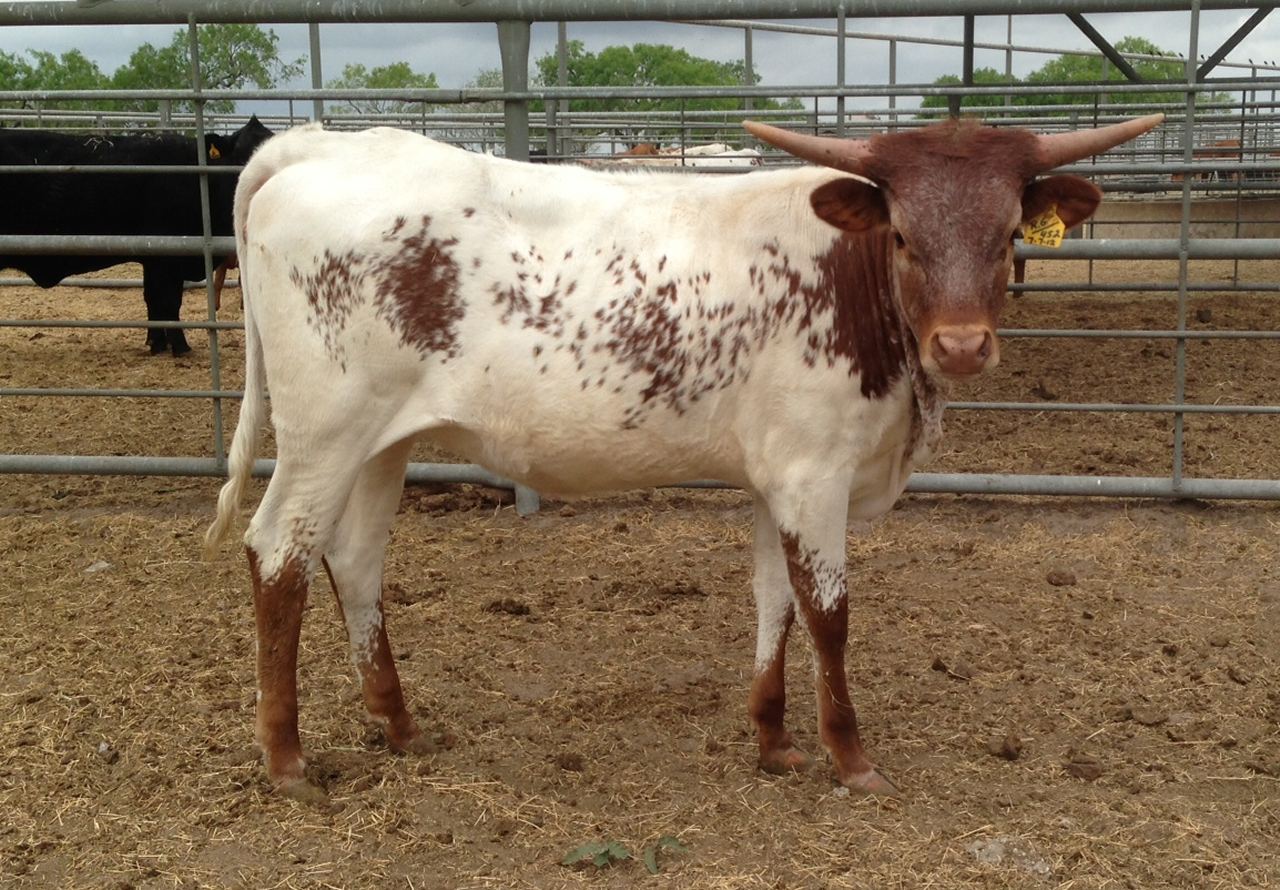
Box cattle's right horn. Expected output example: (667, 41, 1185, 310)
(1034, 113, 1164, 170)
(743, 120, 872, 175)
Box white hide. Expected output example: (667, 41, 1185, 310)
(209, 124, 934, 605)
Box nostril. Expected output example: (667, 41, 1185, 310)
(976, 330, 992, 360)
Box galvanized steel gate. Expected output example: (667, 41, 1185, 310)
(0, 0, 1277, 506)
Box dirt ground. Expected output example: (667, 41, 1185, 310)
(1, 256, 1278, 889)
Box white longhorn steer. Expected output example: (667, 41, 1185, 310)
(207, 113, 1163, 804)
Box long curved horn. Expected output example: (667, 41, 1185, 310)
(743, 120, 873, 175)
(1035, 113, 1164, 170)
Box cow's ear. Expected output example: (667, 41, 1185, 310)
(1022, 174, 1102, 230)
(810, 177, 888, 232)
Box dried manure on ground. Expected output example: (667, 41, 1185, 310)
(2, 259, 1278, 888)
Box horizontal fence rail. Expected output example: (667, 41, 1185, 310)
(0, 0, 1268, 25)
(4, 454, 1280, 504)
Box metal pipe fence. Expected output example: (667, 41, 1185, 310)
(1, 1, 1278, 504)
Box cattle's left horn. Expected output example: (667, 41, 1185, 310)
(1034, 113, 1164, 171)
(743, 120, 872, 175)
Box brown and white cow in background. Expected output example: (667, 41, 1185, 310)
(206, 112, 1163, 804)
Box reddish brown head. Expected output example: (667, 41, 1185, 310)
(745, 114, 1162, 379)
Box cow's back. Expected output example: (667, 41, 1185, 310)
(0, 130, 214, 236)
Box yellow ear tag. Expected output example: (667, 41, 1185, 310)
(1022, 205, 1066, 248)
(208, 145, 221, 160)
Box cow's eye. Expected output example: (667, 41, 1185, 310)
(892, 229, 906, 249)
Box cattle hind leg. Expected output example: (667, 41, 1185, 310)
(244, 455, 376, 804)
(245, 441, 428, 804)
(759, 485, 899, 797)
(320, 440, 431, 757)
(141, 262, 190, 357)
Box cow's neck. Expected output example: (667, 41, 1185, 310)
(858, 228, 944, 462)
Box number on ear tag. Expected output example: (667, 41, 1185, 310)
(1022, 205, 1066, 248)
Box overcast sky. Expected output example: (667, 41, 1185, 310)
(0, 9, 1275, 114)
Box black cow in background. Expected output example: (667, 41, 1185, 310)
(0, 116, 272, 356)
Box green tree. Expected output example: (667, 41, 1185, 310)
(1022, 36, 1192, 112)
(919, 67, 1020, 116)
(534, 41, 802, 144)
(0, 48, 110, 113)
(326, 61, 440, 116)
(536, 41, 750, 115)
(466, 66, 504, 96)
(433, 67, 504, 150)
(918, 37, 1223, 119)
(111, 24, 303, 114)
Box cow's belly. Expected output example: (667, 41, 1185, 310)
(425, 414, 734, 497)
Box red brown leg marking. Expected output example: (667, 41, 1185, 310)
(748, 608, 812, 774)
(248, 547, 328, 804)
(322, 559, 429, 755)
(780, 532, 899, 797)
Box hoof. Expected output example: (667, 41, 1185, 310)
(275, 776, 332, 808)
(389, 731, 437, 757)
(842, 767, 901, 798)
(759, 746, 813, 775)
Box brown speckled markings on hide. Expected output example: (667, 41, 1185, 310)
(373, 215, 464, 359)
(598, 230, 908, 428)
(755, 230, 907, 399)
(490, 270, 567, 339)
(291, 215, 466, 365)
(293, 249, 369, 367)
(777, 530, 845, 611)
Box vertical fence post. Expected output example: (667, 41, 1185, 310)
(743, 24, 754, 116)
(557, 21, 569, 159)
(1233, 79, 1248, 286)
(1098, 56, 1109, 118)
(836, 5, 845, 136)
(497, 19, 531, 162)
(309, 22, 324, 124)
(1004, 15, 1012, 108)
(498, 17, 535, 511)
(950, 14, 974, 120)
(888, 38, 897, 130)
(1173, 0, 1202, 493)
(188, 16, 225, 468)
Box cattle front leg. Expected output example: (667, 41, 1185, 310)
(748, 496, 812, 775)
(322, 441, 430, 756)
(768, 488, 899, 797)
